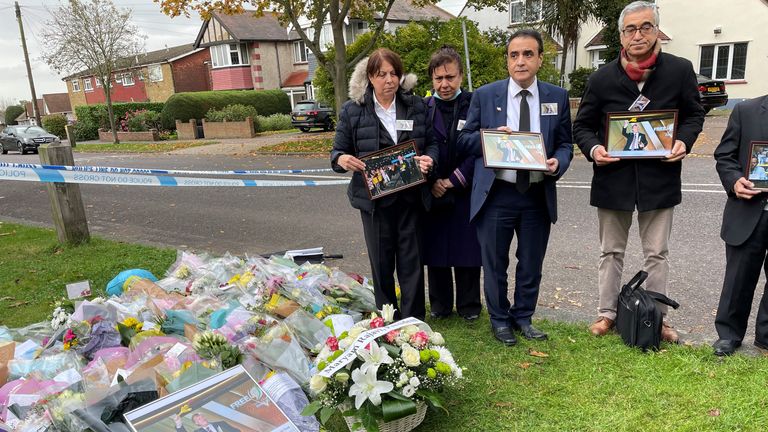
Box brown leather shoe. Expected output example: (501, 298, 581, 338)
(661, 322, 679, 343)
(589, 317, 614, 336)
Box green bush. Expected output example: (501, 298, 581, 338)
(205, 104, 260, 132)
(568, 67, 596, 98)
(256, 114, 293, 132)
(5, 105, 24, 125)
(123, 110, 162, 132)
(161, 90, 290, 130)
(73, 121, 99, 142)
(42, 115, 68, 138)
(75, 102, 165, 131)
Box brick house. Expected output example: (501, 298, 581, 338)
(14, 94, 75, 126)
(64, 44, 212, 112)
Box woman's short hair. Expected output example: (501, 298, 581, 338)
(427, 45, 463, 78)
(366, 48, 403, 79)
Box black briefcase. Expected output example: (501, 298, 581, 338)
(616, 271, 680, 351)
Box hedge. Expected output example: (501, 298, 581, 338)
(161, 90, 291, 130)
(75, 102, 165, 131)
(42, 115, 67, 139)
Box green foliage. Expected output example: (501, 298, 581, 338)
(593, 0, 633, 63)
(161, 90, 290, 130)
(537, 37, 563, 86)
(568, 67, 596, 98)
(313, 32, 379, 108)
(123, 110, 162, 132)
(5, 105, 24, 125)
(75, 102, 165, 131)
(73, 120, 99, 142)
(42, 115, 68, 138)
(256, 114, 293, 132)
(205, 104, 259, 122)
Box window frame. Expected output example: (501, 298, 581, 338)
(83, 78, 93, 92)
(148, 64, 163, 82)
(293, 40, 307, 63)
(699, 42, 748, 81)
(210, 43, 251, 68)
(71, 79, 80, 92)
(510, 0, 543, 25)
(121, 72, 135, 86)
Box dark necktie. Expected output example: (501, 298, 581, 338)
(516, 89, 531, 193)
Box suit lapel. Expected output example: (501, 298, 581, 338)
(494, 79, 509, 127)
(538, 81, 551, 149)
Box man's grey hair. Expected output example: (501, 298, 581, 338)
(618, 1, 659, 30)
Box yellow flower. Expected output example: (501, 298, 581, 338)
(179, 404, 192, 415)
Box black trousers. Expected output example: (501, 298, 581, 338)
(715, 210, 768, 343)
(360, 200, 425, 320)
(427, 266, 481, 317)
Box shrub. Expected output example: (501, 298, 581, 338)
(205, 104, 260, 132)
(161, 90, 290, 129)
(75, 102, 165, 131)
(42, 115, 68, 138)
(5, 105, 24, 125)
(568, 67, 596, 98)
(256, 114, 292, 132)
(122, 109, 162, 132)
(73, 121, 99, 142)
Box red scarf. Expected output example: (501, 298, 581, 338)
(620, 42, 661, 82)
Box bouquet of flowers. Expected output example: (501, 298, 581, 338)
(302, 305, 464, 432)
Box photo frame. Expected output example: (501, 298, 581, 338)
(605, 110, 678, 158)
(361, 139, 426, 200)
(746, 141, 768, 191)
(123, 365, 299, 432)
(480, 129, 548, 171)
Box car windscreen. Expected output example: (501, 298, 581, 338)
(24, 127, 47, 134)
(295, 103, 316, 112)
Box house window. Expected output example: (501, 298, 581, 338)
(95, 77, 102, 87)
(510, 0, 543, 24)
(293, 40, 307, 63)
(590, 48, 609, 69)
(699, 42, 747, 80)
(84, 78, 93, 91)
(122, 73, 135, 86)
(210, 43, 250, 67)
(149, 65, 163, 82)
(71, 79, 80, 92)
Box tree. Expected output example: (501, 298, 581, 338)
(40, 0, 145, 144)
(485, 26, 561, 87)
(539, 0, 596, 86)
(5, 105, 24, 126)
(593, 0, 633, 63)
(156, 0, 506, 112)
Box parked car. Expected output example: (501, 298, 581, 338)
(696, 74, 728, 114)
(291, 100, 335, 132)
(0, 125, 60, 154)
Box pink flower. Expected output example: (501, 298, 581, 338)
(409, 331, 429, 349)
(326, 336, 339, 351)
(384, 330, 400, 343)
(63, 328, 77, 343)
(370, 317, 385, 329)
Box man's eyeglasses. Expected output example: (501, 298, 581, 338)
(621, 23, 657, 37)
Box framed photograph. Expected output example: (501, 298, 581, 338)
(123, 365, 299, 432)
(480, 129, 548, 171)
(746, 141, 768, 191)
(361, 139, 425, 200)
(605, 110, 678, 158)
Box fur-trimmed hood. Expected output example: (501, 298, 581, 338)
(348, 56, 418, 104)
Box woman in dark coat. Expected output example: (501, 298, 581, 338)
(422, 46, 482, 321)
(330, 48, 438, 320)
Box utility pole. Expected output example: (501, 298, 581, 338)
(16, 1, 41, 126)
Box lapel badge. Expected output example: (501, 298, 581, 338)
(496, 107, 502, 112)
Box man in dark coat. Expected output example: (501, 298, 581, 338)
(573, 1, 705, 342)
(621, 122, 648, 151)
(457, 29, 573, 345)
(712, 95, 768, 356)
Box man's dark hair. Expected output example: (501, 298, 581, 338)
(506, 29, 544, 55)
(427, 45, 463, 78)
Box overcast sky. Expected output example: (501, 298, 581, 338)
(0, 0, 466, 106)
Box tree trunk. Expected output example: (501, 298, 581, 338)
(332, 20, 350, 113)
(104, 84, 119, 144)
(559, 36, 570, 88)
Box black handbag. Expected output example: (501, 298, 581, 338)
(616, 271, 680, 351)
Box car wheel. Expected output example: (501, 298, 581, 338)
(17, 141, 25, 155)
(324, 118, 335, 132)
(33, 148, 39, 154)
(299, 127, 310, 133)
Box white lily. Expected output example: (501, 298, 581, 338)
(349, 366, 394, 409)
(358, 341, 394, 373)
(381, 304, 396, 322)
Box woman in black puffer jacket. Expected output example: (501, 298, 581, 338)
(330, 48, 438, 320)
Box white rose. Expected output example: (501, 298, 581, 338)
(401, 345, 421, 367)
(348, 326, 365, 339)
(402, 325, 419, 336)
(309, 375, 328, 394)
(402, 385, 415, 397)
(431, 332, 445, 345)
(409, 376, 420, 387)
(339, 338, 353, 350)
(381, 304, 396, 323)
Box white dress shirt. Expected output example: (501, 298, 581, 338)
(497, 77, 544, 184)
(373, 93, 398, 144)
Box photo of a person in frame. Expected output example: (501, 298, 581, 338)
(749, 155, 767, 180)
(622, 120, 649, 151)
(174, 412, 241, 432)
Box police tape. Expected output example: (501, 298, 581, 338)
(0, 167, 351, 187)
(0, 162, 334, 176)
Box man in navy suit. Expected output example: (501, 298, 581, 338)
(457, 29, 573, 345)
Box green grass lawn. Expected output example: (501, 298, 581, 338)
(2, 222, 767, 430)
(72, 141, 217, 153)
